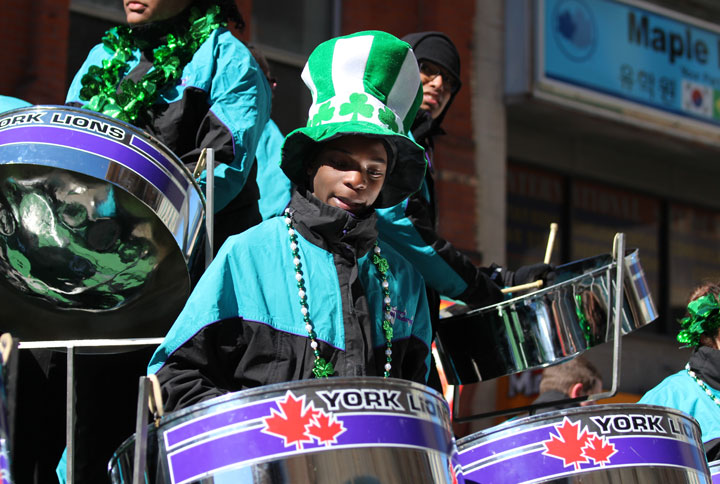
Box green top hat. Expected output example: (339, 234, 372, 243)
(281, 30, 426, 208)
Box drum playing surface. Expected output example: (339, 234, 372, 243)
(0, 106, 204, 341)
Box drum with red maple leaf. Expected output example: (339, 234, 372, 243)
(109, 377, 462, 483)
(457, 403, 711, 483)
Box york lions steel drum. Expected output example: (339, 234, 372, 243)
(0, 106, 204, 341)
(435, 249, 657, 384)
(458, 404, 712, 484)
(109, 378, 461, 484)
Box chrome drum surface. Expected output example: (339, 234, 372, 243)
(109, 378, 461, 484)
(435, 250, 658, 384)
(0, 106, 204, 341)
(458, 404, 711, 484)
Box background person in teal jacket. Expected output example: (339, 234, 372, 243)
(66, 0, 271, 253)
(149, 30, 433, 413)
(53, 1, 270, 482)
(246, 44, 291, 221)
(639, 282, 720, 461)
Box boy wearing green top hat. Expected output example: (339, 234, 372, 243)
(148, 31, 433, 412)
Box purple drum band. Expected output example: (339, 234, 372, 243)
(165, 391, 452, 483)
(0, 114, 187, 212)
(110, 378, 461, 484)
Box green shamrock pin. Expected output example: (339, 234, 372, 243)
(312, 357, 335, 378)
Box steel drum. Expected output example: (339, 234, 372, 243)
(458, 404, 712, 483)
(710, 460, 720, 483)
(109, 378, 460, 484)
(434, 249, 657, 384)
(0, 106, 204, 341)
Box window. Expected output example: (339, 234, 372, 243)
(67, 0, 124, 89)
(251, 0, 337, 135)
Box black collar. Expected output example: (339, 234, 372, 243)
(689, 346, 720, 390)
(286, 189, 378, 258)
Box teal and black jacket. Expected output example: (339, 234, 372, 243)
(66, 20, 272, 240)
(149, 190, 432, 412)
(639, 346, 720, 460)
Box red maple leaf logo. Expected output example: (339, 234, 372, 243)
(262, 392, 317, 449)
(543, 418, 591, 470)
(308, 411, 346, 445)
(583, 435, 617, 465)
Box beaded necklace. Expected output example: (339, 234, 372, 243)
(284, 208, 394, 378)
(685, 363, 720, 407)
(79, 5, 225, 123)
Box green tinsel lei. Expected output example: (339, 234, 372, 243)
(79, 5, 225, 123)
(677, 293, 720, 348)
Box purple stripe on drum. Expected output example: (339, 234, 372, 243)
(459, 423, 558, 464)
(0, 126, 185, 211)
(130, 135, 189, 189)
(461, 436, 707, 483)
(164, 399, 278, 449)
(167, 414, 451, 484)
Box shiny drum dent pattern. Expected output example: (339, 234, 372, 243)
(0, 106, 204, 340)
(109, 378, 460, 484)
(458, 404, 712, 484)
(435, 249, 658, 384)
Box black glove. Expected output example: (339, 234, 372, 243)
(510, 263, 556, 286)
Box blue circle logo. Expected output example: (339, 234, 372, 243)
(552, 0, 597, 61)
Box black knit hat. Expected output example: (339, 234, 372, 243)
(402, 31, 461, 94)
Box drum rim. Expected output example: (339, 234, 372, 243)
(109, 376, 450, 466)
(155, 376, 447, 427)
(0, 104, 205, 205)
(456, 402, 703, 446)
(466, 251, 626, 315)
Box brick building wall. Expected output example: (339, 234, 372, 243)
(342, 0, 482, 260)
(0, 0, 70, 104)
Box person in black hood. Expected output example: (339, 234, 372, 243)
(375, 32, 554, 391)
(402, 31, 462, 156)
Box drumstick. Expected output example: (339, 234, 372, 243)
(501, 280, 543, 294)
(544, 223, 558, 264)
(501, 223, 558, 295)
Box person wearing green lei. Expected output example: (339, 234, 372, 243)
(43, 2, 270, 483)
(67, 0, 272, 255)
(639, 282, 720, 461)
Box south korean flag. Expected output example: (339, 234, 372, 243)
(682, 79, 713, 118)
